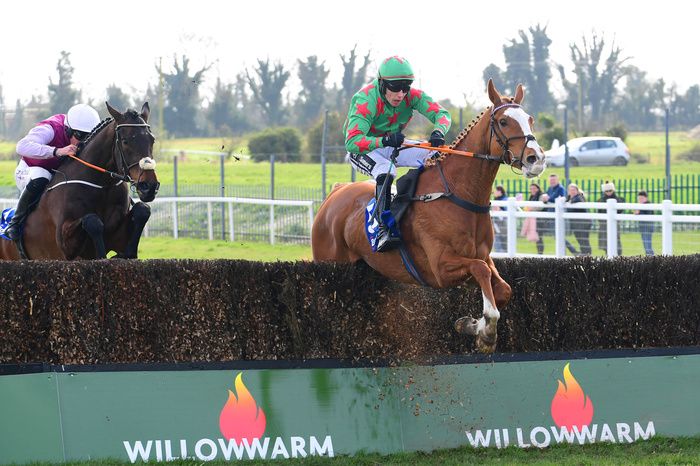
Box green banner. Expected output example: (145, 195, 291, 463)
(1, 352, 699, 463)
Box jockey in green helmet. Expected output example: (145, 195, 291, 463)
(344, 55, 451, 252)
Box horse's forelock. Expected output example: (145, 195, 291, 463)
(124, 109, 143, 122)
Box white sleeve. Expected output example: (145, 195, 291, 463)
(16, 124, 58, 159)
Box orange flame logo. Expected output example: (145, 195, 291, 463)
(219, 372, 267, 442)
(550, 363, 594, 431)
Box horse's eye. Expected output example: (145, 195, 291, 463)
(499, 119, 507, 127)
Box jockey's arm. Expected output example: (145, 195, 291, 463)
(412, 90, 451, 137)
(16, 124, 59, 159)
(344, 95, 382, 155)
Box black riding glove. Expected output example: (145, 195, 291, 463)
(381, 132, 405, 148)
(429, 130, 445, 147)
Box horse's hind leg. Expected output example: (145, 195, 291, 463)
(81, 213, 106, 258)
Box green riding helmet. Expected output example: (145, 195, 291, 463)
(378, 56, 415, 80)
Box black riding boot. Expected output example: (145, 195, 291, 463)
(375, 173, 400, 252)
(5, 178, 49, 242)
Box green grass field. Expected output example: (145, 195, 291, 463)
(25, 436, 700, 465)
(138, 237, 312, 261)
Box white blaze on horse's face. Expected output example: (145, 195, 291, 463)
(504, 107, 547, 178)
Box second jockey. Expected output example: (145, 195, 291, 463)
(5, 103, 101, 247)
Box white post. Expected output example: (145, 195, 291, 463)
(606, 198, 618, 257)
(662, 199, 673, 255)
(207, 202, 213, 240)
(228, 202, 235, 242)
(308, 203, 314, 241)
(172, 199, 178, 239)
(554, 196, 566, 257)
(506, 197, 517, 257)
(269, 204, 275, 245)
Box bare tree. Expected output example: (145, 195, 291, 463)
(246, 59, 290, 127)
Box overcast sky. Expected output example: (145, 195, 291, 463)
(2, 0, 695, 109)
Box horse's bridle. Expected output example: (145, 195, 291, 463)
(488, 102, 538, 169)
(114, 122, 157, 186)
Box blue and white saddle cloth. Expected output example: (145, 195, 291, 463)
(0, 208, 15, 240)
(364, 198, 401, 252)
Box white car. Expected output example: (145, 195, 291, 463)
(545, 136, 630, 167)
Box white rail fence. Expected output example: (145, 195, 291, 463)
(0, 196, 698, 256)
(490, 197, 700, 258)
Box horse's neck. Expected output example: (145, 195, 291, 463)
(442, 114, 499, 206)
(78, 128, 116, 174)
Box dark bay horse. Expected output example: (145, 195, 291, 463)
(0, 102, 160, 260)
(312, 80, 546, 352)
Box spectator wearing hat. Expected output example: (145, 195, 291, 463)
(596, 181, 625, 255)
(634, 190, 655, 255)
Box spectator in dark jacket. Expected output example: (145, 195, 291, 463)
(634, 190, 655, 255)
(566, 183, 592, 255)
(596, 181, 625, 255)
(540, 174, 566, 238)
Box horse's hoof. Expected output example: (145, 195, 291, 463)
(454, 317, 479, 335)
(475, 334, 497, 354)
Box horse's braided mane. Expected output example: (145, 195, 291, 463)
(76, 117, 114, 156)
(425, 96, 515, 166)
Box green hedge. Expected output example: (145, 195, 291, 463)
(0, 256, 698, 364)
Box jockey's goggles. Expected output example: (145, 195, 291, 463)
(71, 129, 89, 141)
(384, 79, 412, 93)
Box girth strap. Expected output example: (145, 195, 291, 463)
(398, 245, 428, 286)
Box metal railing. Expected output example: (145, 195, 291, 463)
(143, 196, 314, 245)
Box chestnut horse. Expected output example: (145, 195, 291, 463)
(312, 80, 546, 352)
(0, 102, 159, 260)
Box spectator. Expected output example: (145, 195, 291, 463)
(523, 183, 545, 254)
(634, 190, 655, 255)
(566, 183, 592, 255)
(540, 174, 566, 240)
(491, 186, 508, 252)
(596, 181, 625, 256)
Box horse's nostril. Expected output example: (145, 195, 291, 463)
(526, 155, 537, 165)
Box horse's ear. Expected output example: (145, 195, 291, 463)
(487, 78, 503, 105)
(106, 102, 122, 121)
(140, 102, 150, 123)
(514, 84, 525, 104)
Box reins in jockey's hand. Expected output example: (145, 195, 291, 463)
(401, 142, 501, 162)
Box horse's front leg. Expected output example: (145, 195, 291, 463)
(81, 213, 106, 258)
(426, 252, 501, 353)
(486, 256, 512, 309)
(107, 202, 151, 259)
